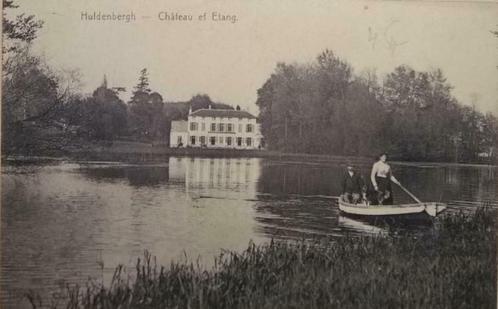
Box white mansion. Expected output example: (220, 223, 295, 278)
(170, 106, 263, 149)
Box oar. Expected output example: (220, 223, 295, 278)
(396, 182, 444, 217)
(395, 182, 422, 204)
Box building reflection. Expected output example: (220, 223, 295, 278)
(169, 157, 261, 198)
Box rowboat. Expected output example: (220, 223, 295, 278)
(338, 197, 447, 217)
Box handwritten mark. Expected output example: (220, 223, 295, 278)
(383, 19, 408, 56)
(368, 19, 408, 56)
(368, 27, 378, 50)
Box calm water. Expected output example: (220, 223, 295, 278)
(1, 157, 497, 308)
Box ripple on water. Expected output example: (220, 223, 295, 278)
(1, 158, 496, 307)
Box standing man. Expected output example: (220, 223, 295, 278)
(341, 162, 365, 204)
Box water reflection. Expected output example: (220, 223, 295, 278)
(253, 197, 339, 240)
(258, 161, 497, 206)
(78, 163, 170, 187)
(257, 162, 339, 197)
(1, 157, 497, 308)
(337, 215, 387, 236)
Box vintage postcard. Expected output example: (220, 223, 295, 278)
(1, 0, 497, 308)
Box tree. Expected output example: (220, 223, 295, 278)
(3, 48, 58, 123)
(149, 92, 168, 140)
(256, 49, 490, 162)
(64, 80, 128, 140)
(128, 69, 154, 138)
(256, 50, 355, 154)
(2, 1, 83, 154)
(2, 1, 50, 126)
(133, 68, 151, 95)
(3, 45, 81, 122)
(127, 69, 171, 140)
(188, 94, 233, 111)
(480, 113, 498, 161)
(90, 83, 128, 139)
(2, 44, 82, 153)
(189, 94, 213, 111)
(2, 0, 43, 53)
(381, 66, 458, 160)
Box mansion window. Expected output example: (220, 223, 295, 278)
(210, 136, 216, 145)
(190, 122, 198, 131)
(246, 137, 252, 146)
(227, 124, 233, 132)
(226, 137, 232, 146)
(219, 123, 225, 132)
(200, 136, 206, 145)
(211, 123, 216, 131)
(237, 137, 242, 146)
(177, 136, 182, 144)
(246, 124, 253, 133)
(191, 136, 196, 145)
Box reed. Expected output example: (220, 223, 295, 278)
(32, 207, 496, 309)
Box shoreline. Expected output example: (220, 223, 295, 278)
(22, 208, 497, 309)
(2, 140, 496, 167)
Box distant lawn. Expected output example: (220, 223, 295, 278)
(31, 208, 495, 309)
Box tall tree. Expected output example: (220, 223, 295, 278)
(128, 69, 152, 138)
(127, 69, 169, 140)
(132, 68, 151, 95)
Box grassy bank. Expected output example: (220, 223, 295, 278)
(5, 139, 495, 167)
(33, 208, 495, 309)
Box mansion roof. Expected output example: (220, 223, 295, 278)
(190, 109, 257, 119)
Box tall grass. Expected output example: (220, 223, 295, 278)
(32, 208, 495, 309)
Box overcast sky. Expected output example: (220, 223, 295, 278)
(13, 0, 498, 115)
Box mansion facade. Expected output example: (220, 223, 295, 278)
(170, 107, 263, 149)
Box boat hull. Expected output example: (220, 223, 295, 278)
(338, 198, 446, 217)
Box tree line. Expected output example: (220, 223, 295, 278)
(3, 56, 230, 153)
(63, 69, 232, 142)
(256, 50, 498, 162)
(2, 1, 497, 162)
(2, 1, 233, 154)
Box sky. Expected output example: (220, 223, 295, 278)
(11, 0, 498, 115)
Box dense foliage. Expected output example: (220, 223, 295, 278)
(64, 83, 128, 140)
(256, 50, 498, 162)
(2, 1, 81, 154)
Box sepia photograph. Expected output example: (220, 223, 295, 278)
(1, 0, 497, 308)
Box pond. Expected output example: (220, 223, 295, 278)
(1, 156, 496, 308)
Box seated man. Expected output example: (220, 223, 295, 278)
(341, 162, 365, 204)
